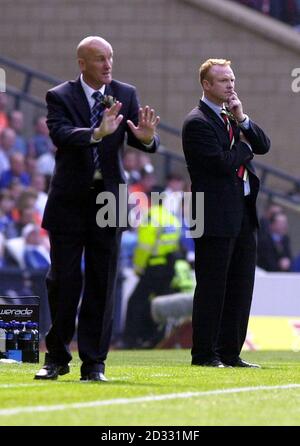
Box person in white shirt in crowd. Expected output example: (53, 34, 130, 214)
(0, 128, 17, 175)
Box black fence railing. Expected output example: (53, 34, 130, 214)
(0, 54, 60, 109)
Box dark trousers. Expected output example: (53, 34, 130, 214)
(123, 259, 175, 348)
(192, 200, 257, 364)
(45, 182, 121, 374)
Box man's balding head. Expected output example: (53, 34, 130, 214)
(77, 36, 112, 59)
(77, 36, 113, 89)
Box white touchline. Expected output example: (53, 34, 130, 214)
(0, 383, 59, 389)
(0, 377, 132, 389)
(0, 384, 299, 417)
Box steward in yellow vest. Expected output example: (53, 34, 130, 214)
(134, 204, 181, 274)
(123, 203, 181, 348)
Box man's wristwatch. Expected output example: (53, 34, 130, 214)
(238, 115, 247, 124)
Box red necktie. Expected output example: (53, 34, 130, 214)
(221, 110, 246, 180)
(237, 165, 246, 179)
(221, 111, 234, 149)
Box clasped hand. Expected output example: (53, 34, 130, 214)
(227, 91, 250, 145)
(226, 91, 245, 122)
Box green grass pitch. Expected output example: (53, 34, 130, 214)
(0, 350, 300, 426)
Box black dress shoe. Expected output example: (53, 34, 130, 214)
(80, 372, 108, 382)
(225, 358, 261, 368)
(34, 363, 70, 380)
(192, 359, 227, 368)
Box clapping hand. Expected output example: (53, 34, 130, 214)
(93, 101, 123, 140)
(127, 106, 160, 145)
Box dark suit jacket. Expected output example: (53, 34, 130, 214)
(42, 78, 159, 232)
(182, 100, 270, 237)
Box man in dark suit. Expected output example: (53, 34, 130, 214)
(34, 36, 160, 381)
(182, 59, 270, 368)
(257, 212, 292, 272)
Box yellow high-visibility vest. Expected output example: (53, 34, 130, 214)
(134, 205, 181, 274)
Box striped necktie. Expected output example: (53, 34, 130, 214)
(91, 91, 104, 169)
(221, 108, 247, 181)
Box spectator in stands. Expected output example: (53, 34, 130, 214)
(25, 156, 38, 178)
(8, 178, 25, 202)
(294, 0, 300, 29)
(137, 152, 154, 175)
(178, 183, 195, 265)
(130, 167, 157, 195)
(180, 224, 195, 267)
(0, 232, 5, 267)
(119, 228, 137, 269)
(257, 212, 292, 271)
(234, 1, 268, 13)
(8, 110, 27, 155)
(13, 205, 37, 237)
(123, 149, 141, 184)
(36, 148, 55, 177)
(0, 93, 9, 132)
(28, 116, 53, 158)
(3, 201, 46, 268)
(22, 223, 50, 270)
(30, 172, 48, 217)
(259, 201, 283, 235)
(35, 144, 55, 177)
(0, 189, 17, 239)
(111, 227, 138, 346)
(233, 0, 300, 27)
(36, 151, 55, 175)
(0, 152, 31, 188)
(0, 128, 16, 175)
(162, 172, 186, 218)
(129, 168, 158, 218)
(11, 188, 41, 229)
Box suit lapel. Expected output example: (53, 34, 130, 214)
(104, 83, 117, 104)
(199, 100, 245, 149)
(71, 77, 91, 127)
(104, 83, 112, 96)
(199, 100, 225, 132)
(199, 101, 256, 176)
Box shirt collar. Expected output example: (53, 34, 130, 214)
(202, 95, 224, 121)
(80, 74, 106, 104)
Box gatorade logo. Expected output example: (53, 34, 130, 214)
(0, 308, 33, 317)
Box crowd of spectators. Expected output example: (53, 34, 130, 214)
(232, 0, 300, 29)
(0, 91, 194, 277)
(0, 93, 54, 271)
(1, 91, 300, 275)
